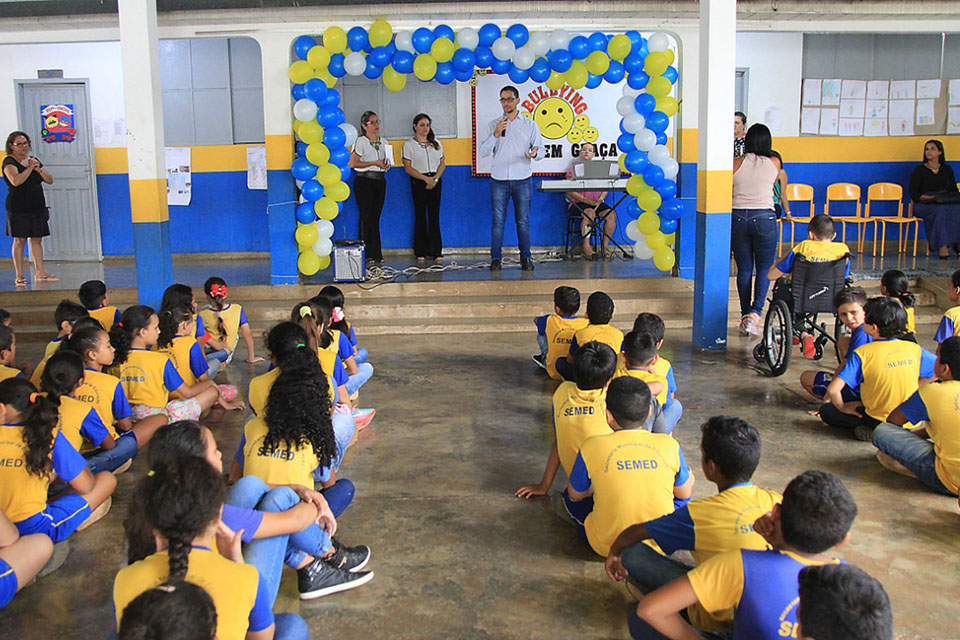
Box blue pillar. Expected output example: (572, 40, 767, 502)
(692, 211, 731, 350)
(132, 220, 173, 310)
(267, 167, 299, 285)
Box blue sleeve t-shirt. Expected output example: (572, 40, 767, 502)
(347, 324, 357, 347)
(535, 314, 548, 336)
(666, 366, 677, 399)
(643, 506, 696, 555)
(839, 345, 936, 390)
(333, 358, 348, 388)
(80, 406, 110, 447)
(112, 308, 122, 326)
(337, 333, 353, 362)
(52, 430, 87, 483)
(847, 325, 873, 352)
(898, 390, 929, 423)
(162, 360, 185, 392)
(188, 342, 209, 379)
(112, 381, 133, 421)
(220, 504, 264, 544)
(239, 308, 249, 326)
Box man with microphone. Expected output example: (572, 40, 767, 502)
(478, 85, 544, 271)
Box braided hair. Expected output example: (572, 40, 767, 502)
(0, 378, 58, 477)
(109, 305, 156, 366)
(157, 307, 192, 350)
(203, 277, 228, 343)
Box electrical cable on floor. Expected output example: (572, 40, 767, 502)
(356, 251, 567, 290)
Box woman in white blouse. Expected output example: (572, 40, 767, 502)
(349, 110, 392, 265)
(402, 114, 446, 263)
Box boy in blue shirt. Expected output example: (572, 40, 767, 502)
(796, 564, 892, 640)
(800, 287, 870, 402)
(633, 470, 857, 640)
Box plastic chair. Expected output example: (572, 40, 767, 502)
(868, 183, 916, 257)
(564, 206, 603, 257)
(824, 183, 866, 253)
(784, 184, 815, 251)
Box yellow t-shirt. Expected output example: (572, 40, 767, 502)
(241, 416, 320, 487)
(843, 339, 932, 421)
(905, 306, 916, 334)
(118, 349, 181, 409)
(792, 239, 850, 263)
(248, 368, 280, 417)
(54, 395, 107, 452)
(199, 303, 244, 351)
(88, 305, 120, 330)
(157, 335, 205, 399)
(544, 315, 589, 380)
(615, 366, 668, 406)
(74, 368, 125, 435)
(899, 380, 960, 494)
(43, 337, 64, 360)
(0, 364, 22, 383)
(552, 381, 609, 475)
(0, 425, 86, 522)
(573, 323, 624, 356)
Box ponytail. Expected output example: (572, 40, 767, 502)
(307, 296, 334, 349)
(40, 350, 85, 405)
(290, 302, 325, 351)
(110, 305, 156, 366)
(203, 277, 229, 342)
(0, 378, 58, 477)
(316, 286, 349, 334)
(881, 270, 915, 309)
(158, 307, 192, 350)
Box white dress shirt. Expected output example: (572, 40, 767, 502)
(478, 113, 545, 181)
(352, 136, 393, 173)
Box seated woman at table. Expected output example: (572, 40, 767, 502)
(910, 139, 960, 260)
(566, 143, 616, 260)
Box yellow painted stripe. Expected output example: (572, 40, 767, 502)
(679, 128, 697, 163)
(697, 169, 732, 214)
(129, 178, 169, 223)
(94, 147, 128, 174)
(191, 145, 252, 173)
(266, 134, 294, 171)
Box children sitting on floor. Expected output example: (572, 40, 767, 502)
(317, 285, 369, 365)
(821, 297, 936, 441)
(30, 300, 89, 387)
(871, 336, 960, 496)
(632, 313, 682, 432)
(564, 376, 694, 557)
(533, 285, 588, 380)
(880, 269, 917, 342)
(556, 291, 623, 382)
(632, 469, 857, 640)
(0, 325, 23, 382)
(199, 276, 264, 366)
(78, 280, 121, 330)
(796, 564, 892, 640)
(800, 287, 870, 402)
(309, 295, 373, 402)
(0, 507, 53, 611)
(934, 268, 960, 346)
(616, 331, 670, 430)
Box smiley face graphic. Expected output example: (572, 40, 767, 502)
(567, 128, 583, 143)
(533, 97, 575, 139)
(582, 127, 599, 143)
(574, 114, 591, 130)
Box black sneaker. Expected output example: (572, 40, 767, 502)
(853, 425, 875, 442)
(326, 538, 371, 572)
(521, 258, 535, 271)
(531, 354, 547, 371)
(490, 259, 501, 272)
(297, 557, 374, 600)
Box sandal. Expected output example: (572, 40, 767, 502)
(35, 273, 58, 282)
(14, 277, 26, 287)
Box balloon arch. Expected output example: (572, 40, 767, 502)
(288, 21, 681, 275)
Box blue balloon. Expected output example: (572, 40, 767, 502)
(586, 73, 602, 89)
(628, 70, 650, 90)
(636, 42, 649, 59)
(603, 60, 625, 84)
(435, 62, 455, 85)
(321, 89, 340, 109)
(303, 78, 327, 103)
(634, 93, 656, 116)
(301, 180, 324, 201)
(655, 180, 678, 199)
(474, 45, 493, 69)
(364, 61, 383, 80)
(508, 65, 529, 84)
(291, 84, 306, 100)
(370, 46, 392, 68)
(478, 23, 500, 47)
(317, 108, 338, 128)
(295, 141, 308, 158)
(568, 35, 590, 60)
(454, 67, 475, 82)
(529, 58, 551, 82)
(588, 32, 607, 51)
(625, 30, 643, 50)
(386, 41, 397, 56)
(347, 26, 369, 52)
(392, 50, 415, 73)
(625, 199, 642, 218)
(291, 158, 316, 181)
(646, 110, 669, 133)
(328, 54, 346, 78)
(324, 126, 346, 149)
(433, 24, 456, 42)
(617, 133, 635, 152)
(491, 57, 511, 75)
(294, 35, 316, 60)
(663, 65, 678, 84)
(660, 197, 683, 220)
(643, 164, 665, 188)
(332, 108, 345, 126)
(619, 119, 629, 135)
(412, 27, 434, 53)
(340, 165, 352, 181)
(623, 53, 644, 75)
(549, 49, 573, 72)
(329, 146, 351, 168)
(506, 24, 529, 47)
(659, 216, 678, 234)
(656, 132, 668, 145)
(296, 202, 317, 224)
(624, 150, 649, 174)
(452, 48, 477, 72)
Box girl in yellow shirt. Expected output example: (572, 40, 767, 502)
(200, 276, 264, 366)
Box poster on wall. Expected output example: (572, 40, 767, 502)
(472, 73, 646, 176)
(165, 147, 192, 206)
(247, 145, 267, 190)
(40, 104, 76, 143)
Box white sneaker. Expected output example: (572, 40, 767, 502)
(738, 316, 751, 336)
(746, 314, 763, 336)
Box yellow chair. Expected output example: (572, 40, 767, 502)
(824, 183, 868, 253)
(783, 184, 815, 251)
(869, 183, 916, 257)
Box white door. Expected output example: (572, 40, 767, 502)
(17, 80, 102, 261)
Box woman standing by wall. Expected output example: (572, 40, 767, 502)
(349, 111, 391, 267)
(402, 114, 446, 263)
(3, 131, 56, 286)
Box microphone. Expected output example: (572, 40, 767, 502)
(501, 111, 509, 137)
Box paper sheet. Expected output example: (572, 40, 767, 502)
(867, 80, 889, 100)
(916, 99, 936, 126)
(916, 79, 941, 100)
(802, 79, 821, 106)
(821, 79, 842, 106)
(948, 107, 960, 134)
(841, 80, 867, 100)
(763, 105, 783, 132)
(864, 118, 888, 137)
(889, 100, 915, 120)
(246, 145, 267, 190)
(840, 99, 865, 119)
(800, 107, 821, 135)
(819, 109, 839, 135)
(164, 147, 191, 206)
(890, 80, 916, 100)
(889, 117, 914, 136)
(950, 79, 960, 106)
(839, 118, 864, 137)
(865, 100, 888, 119)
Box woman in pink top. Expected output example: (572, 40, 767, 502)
(731, 124, 782, 336)
(566, 143, 616, 259)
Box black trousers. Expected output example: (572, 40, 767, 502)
(411, 177, 443, 258)
(819, 402, 880, 431)
(355, 174, 386, 261)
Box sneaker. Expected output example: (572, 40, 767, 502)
(349, 390, 359, 403)
(326, 538, 372, 572)
(77, 497, 111, 532)
(490, 259, 501, 272)
(112, 459, 133, 475)
(37, 541, 70, 578)
(745, 314, 762, 336)
(352, 408, 376, 429)
(297, 557, 374, 600)
(521, 258, 535, 271)
(531, 354, 547, 371)
(802, 333, 817, 359)
(738, 315, 751, 337)
(853, 425, 875, 442)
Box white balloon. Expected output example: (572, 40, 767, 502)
(622, 84, 642, 98)
(513, 47, 536, 70)
(295, 179, 305, 189)
(661, 158, 679, 180)
(293, 98, 318, 123)
(625, 220, 642, 242)
(634, 129, 657, 152)
(316, 218, 335, 238)
(616, 95, 637, 117)
(528, 31, 551, 56)
(648, 32, 670, 53)
(623, 113, 646, 134)
(648, 145, 671, 167)
(395, 30, 416, 53)
(549, 29, 570, 51)
(340, 123, 358, 148)
(633, 241, 655, 259)
(344, 52, 366, 76)
(455, 27, 479, 51)
(492, 37, 516, 61)
(312, 236, 333, 257)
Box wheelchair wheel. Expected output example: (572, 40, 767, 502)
(753, 343, 766, 362)
(834, 316, 844, 364)
(763, 299, 793, 376)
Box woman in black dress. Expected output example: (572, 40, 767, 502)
(3, 131, 56, 285)
(909, 139, 960, 260)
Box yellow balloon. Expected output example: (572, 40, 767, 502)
(545, 70, 565, 90)
(298, 250, 322, 276)
(317, 70, 337, 88)
(653, 247, 675, 271)
(306, 143, 329, 166)
(289, 60, 313, 84)
(646, 76, 672, 99)
(636, 211, 660, 234)
(369, 20, 393, 48)
(638, 190, 662, 212)
(317, 254, 332, 271)
(307, 45, 331, 70)
(383, 65, 407, 92)
(656, 96, 679, 117)
(626, 174, 648, 196)
(607, 34, 632, 61)
(663, 232, 676, 246)
(316, 163, 341, 186)
(586, 50, 610, 76)
(323, 26, 347, 54)
(295, 223, 319, 247)
(664, 49, 675, 66)
(315, 197, 339, 220)
(292, 120, 303, 136)
(566, 61, 588, 90)
(299, 121, 324, 145)
(645, 230, 666, 250)
(413, 54, 438, 81)
(618, 154, 628, 173)
(643, 51, 669, 77)
(328, 181, 350, 202)
(431, 37, 455, 63)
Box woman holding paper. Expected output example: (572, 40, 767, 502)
(910, 139, 960, 259)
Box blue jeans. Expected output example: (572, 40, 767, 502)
(731, 208, 778, 317)
(561, 488, 594, 541)
(621, 541, 692, 592)
(354, 347, 369, 365)
(661, 398, 683, 435)
(331, 412, 356, 471)
(274, 612, 309, 640)
(490, 178, 533, 261)
(345, 362, 374, 396)
(85, 432, 138, 475)
(537, 333, 548, 358)
(320, 478, 355, 516)
(206, 352, 225, 378)
(872, 423, 954, 495)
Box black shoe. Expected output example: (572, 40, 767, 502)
(297, 557, 374, 600)
(531, 354, 547, 371)
(490, 259, 501, 272)
(326, 538, 371, 572)
(521, 259, 535, 271)
(853, 425, 875, 442)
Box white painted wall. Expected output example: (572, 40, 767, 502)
(735, 32, 803, 137)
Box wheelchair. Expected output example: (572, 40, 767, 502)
(752, 255, 852, 377)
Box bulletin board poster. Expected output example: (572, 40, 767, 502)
(472, 74, 636, 176)
(40, 104, 76, 143)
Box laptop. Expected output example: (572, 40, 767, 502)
(571, 159, 619, 180)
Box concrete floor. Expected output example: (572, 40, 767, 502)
(1, 329, 958, 639)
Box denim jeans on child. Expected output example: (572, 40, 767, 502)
(85, 431, 138, 475)
(660, 399, 683, 435)
(274, 613, 310, 640)
(537, 334, 548, 359)
(621, 541, 692, 593)
(490, 178, 533, 261)
(731, 208, 778, 317)
(871, 423, 953, 495)
(354, 347, 369, 365)
(331, 412, 356, 471)
(345, 362, 374, 396)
